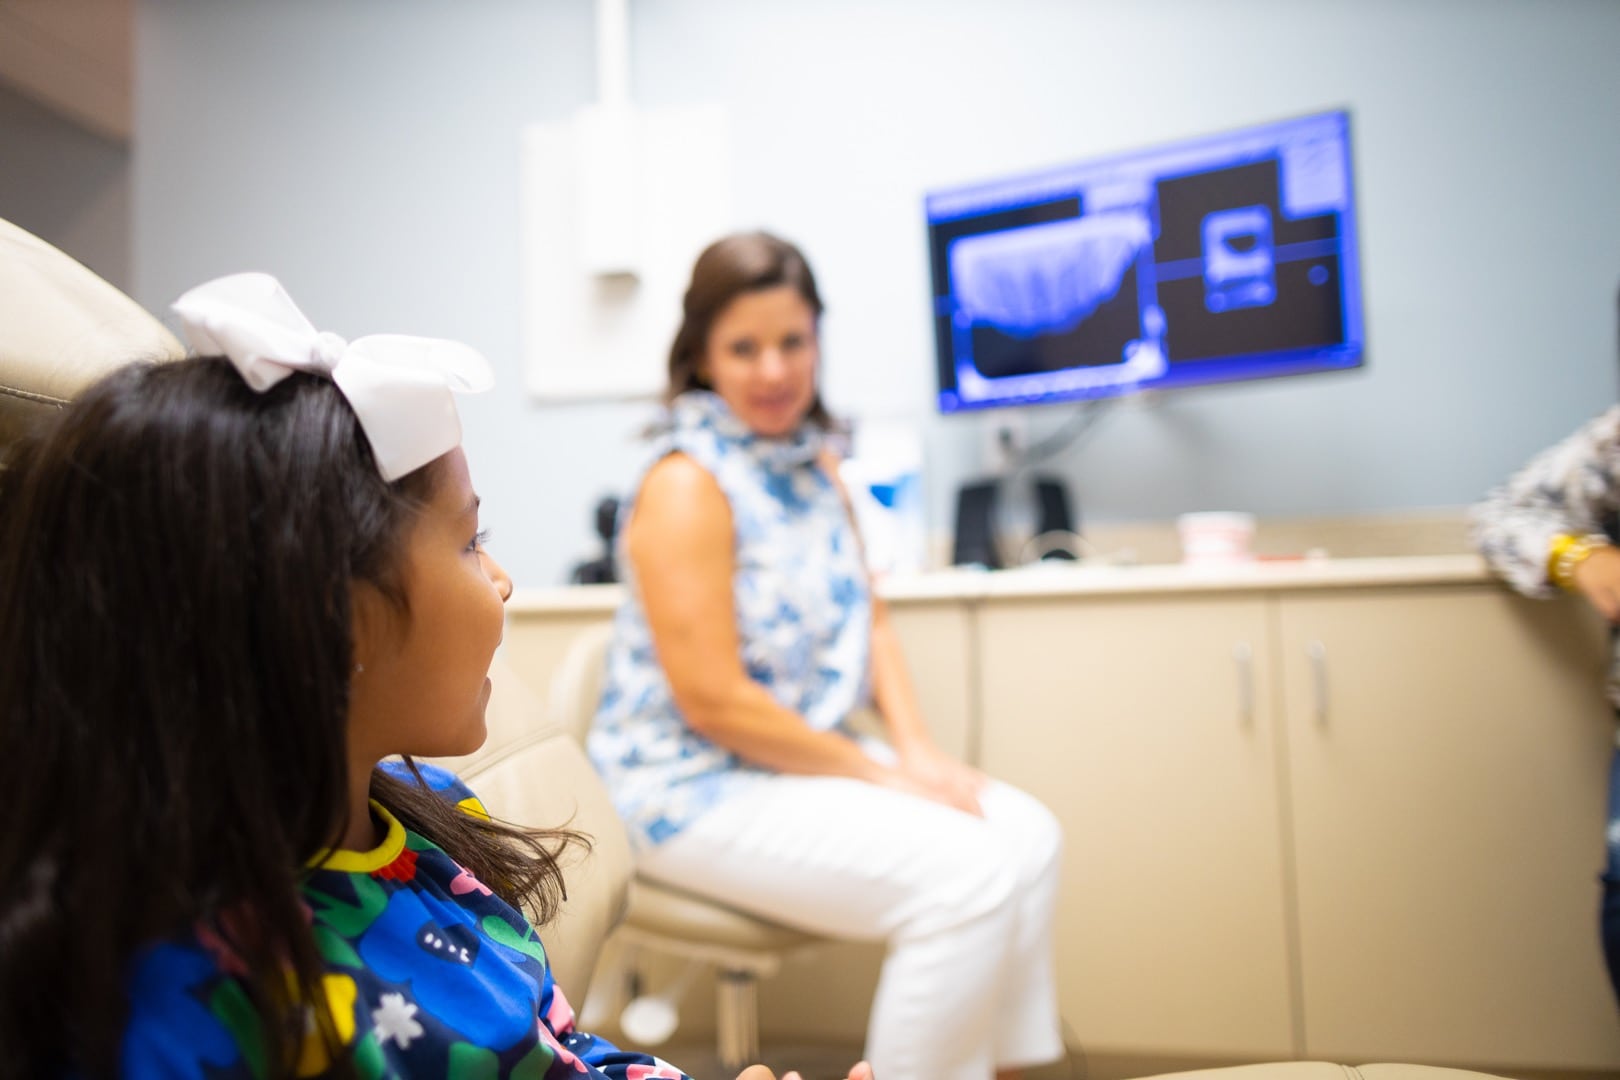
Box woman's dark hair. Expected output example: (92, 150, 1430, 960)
(0, 357, 581, 1078)
(664, 230, 834, 428)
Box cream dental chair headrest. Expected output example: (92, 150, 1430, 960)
(0, 217, 184, 451)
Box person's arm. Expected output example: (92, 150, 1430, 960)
(867, 590, 987, 815)
(536, 967, 693, 1079)
(1470, 405, 1620, 619)
(543, 979, 868, 1080)
(819, 453, 985, 815)
(1571, 542, 1620, 622)
(628, 453, 901, 784)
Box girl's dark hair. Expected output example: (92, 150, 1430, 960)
(664, 230, 834, 428)
(0, 357, 581, 1078)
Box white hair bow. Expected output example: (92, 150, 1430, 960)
(171, 272, 493, 482)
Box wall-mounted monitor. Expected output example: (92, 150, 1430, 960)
(925, 109, 1365, 414)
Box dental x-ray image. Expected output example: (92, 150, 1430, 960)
(925, 109, 1364, 413)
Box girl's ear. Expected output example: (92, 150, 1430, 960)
(349, 582, 392, 675)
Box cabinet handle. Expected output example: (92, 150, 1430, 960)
(1232, 641, 1254, 725)
(1306, 640, 1329, 723)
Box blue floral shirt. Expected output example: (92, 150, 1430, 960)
(118, 763, 692, 1080)
(586, 391, 873, 850)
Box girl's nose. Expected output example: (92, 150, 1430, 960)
(482, 550, 514, 603)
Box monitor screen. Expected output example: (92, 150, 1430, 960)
(925, 109, 1364, 413)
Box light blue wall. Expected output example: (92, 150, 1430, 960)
(133, 0, 1620, 586)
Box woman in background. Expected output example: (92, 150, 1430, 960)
(588, 232, 1066, 1080)
(1471, 403, 1620, 1008)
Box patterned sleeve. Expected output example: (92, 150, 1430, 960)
(536, 965, 694, 1080)
(1469, 405, 1620, 598)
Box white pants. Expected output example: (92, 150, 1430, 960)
(636, 769, 1065, 1080)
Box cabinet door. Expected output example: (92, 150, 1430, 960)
(1278, 586, 1620, 1068)
(977, 595, 1295, 1059)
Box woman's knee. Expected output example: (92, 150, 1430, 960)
(1025, 798, 1064, 882)
(983, 783, 1064, 886)
(890, 822, 1024, 938)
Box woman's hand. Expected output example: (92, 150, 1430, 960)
(891, 743, 986, 817)
(1574, 544, 1620, 622)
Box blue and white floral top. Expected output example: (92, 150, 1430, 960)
(586, 391, 873, 851)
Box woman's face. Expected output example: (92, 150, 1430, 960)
(348, 447, 512, 763)
(699, 285, 819, 437)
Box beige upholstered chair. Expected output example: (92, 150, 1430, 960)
(0, 217, 183, 448)
(429, 657, 634, 1001)
(550, 623, 821, 1072)
(1137, 1066, 1507, 1080)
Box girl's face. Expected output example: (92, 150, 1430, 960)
(699, 285, 819, 437)
(348, 448, 511, 763)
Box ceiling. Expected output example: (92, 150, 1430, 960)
(0, 0, 131, 142)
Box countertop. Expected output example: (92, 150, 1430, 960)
(507, 553, 1495, 614)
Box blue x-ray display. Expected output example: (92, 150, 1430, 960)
(925, 109, 1365, 412)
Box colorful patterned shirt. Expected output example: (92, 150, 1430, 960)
(586, 390, 874, 851)
(119, 762, 692, 1080)
(1470, 404, 1620, 708)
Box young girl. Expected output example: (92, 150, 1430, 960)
(0, 273, 858, 1080)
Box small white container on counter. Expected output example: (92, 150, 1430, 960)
(1177, 511, 1257, 566)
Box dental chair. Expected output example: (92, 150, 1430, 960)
(429, 655, 635, 1000)
(549, 623, 822, 1072)
(0, 217, 184, 447)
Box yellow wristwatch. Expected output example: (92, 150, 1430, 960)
(1549, 532, 1612, 591)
